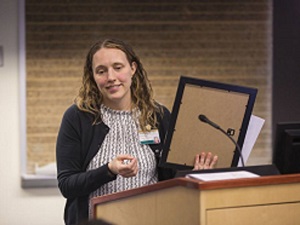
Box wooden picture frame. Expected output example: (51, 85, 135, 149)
(159, 76, 257, 170)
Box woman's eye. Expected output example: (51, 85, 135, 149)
(96, 69, 105, 75)
(114, 65, 123, 70)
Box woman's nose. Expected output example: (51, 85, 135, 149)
(107, 68, 116, 80)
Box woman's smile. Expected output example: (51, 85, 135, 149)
(106, 83, 122, 93)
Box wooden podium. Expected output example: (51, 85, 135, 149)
(91, 174, 300, 225)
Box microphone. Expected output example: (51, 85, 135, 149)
(198, 114, 245, 167)
(199, 114, 220, 129)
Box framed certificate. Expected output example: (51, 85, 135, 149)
(159, 76, 257, 170)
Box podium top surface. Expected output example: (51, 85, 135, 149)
(91, 173, 300, 206)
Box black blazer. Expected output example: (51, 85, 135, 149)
(56, 104, 173, 225)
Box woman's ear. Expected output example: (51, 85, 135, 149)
(131, 62, 137, 76)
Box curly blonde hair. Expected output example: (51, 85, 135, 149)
(75, 38, 162, 130)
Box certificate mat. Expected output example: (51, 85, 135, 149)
(159, 76, 257, 170)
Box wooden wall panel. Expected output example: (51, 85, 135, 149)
(26, 0, 272, 173)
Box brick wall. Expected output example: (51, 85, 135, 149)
(26, 0, 272, 173)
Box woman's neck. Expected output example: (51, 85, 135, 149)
(102, 100, 133, 111)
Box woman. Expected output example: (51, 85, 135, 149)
(56, 38, 218, 225)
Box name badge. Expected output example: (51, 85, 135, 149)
(139, 129, 160, 145)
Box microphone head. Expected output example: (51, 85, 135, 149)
(198, 114, 208, 123)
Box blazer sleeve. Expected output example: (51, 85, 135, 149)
(56, 105, 116, 199)
(154, 104, 177, 181)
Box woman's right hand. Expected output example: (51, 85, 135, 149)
(108, 155, 138, 178)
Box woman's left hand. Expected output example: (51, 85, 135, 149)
(193, 152, 218, 170)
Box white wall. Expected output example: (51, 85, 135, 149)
(0, 0, 65, 224)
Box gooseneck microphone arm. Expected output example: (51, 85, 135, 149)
(198, 114, 245, 167)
